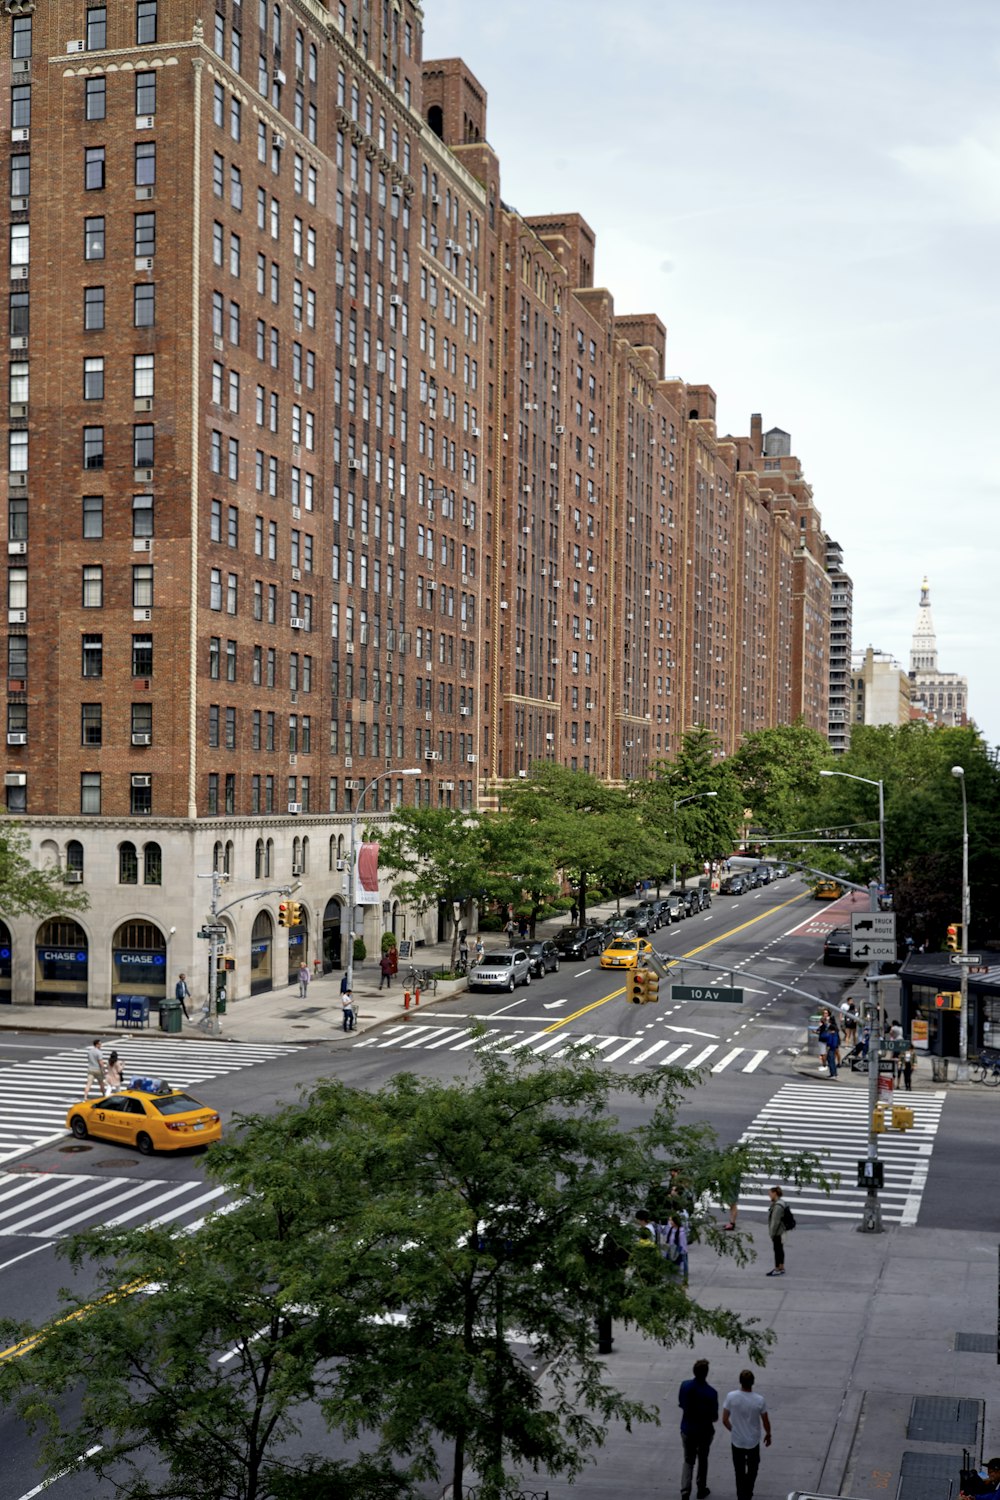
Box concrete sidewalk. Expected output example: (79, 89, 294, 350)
(537, 1216, 997, 1500)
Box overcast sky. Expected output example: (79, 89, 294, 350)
(423, 0, 999, 751)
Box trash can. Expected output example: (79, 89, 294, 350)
(159, 997, 182, 1034)
(215, 990, 228, 1016)
(114, 995, 131, 1026)
(129, 995, 150, 1028)
(931, 1055, 949, 1082)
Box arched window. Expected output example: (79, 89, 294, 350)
(329, 834, 336, 871)
(225, 840, 234, 875)
(256, 838, 265, 879)
(301, 836, 309, 874)
(337, 833, 345, 859)
(292, 836, 301, 869)
(427, 104, 443, 140)
(119, 841, 138, 884)
(265, 838, 274, 877)
(65, 840, 84, 876)
(143, 842, 162, 885)
(213, 841, 223, 872)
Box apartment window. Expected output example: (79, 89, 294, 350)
(132, 634, 153, 676)
(213, 82, 224, 128)
(81, 566, 103, 608)
(133, 423, 154, 467)
(208, 705, 220, 747)
(8, 567, 26, 610)
(81, 703, 103, 746)
(134, 283, 155, 327)
(227, 505, 238, 547)
(85, 147, 105, 191)
(9, 362, 28, 405)
(86, 7, 107, 51)
(132, 564, 153, 608)
(82, 495, 103, 538)
(133, 354, 154, 399)
(213, 152, 224, 196)
(210, 568, 222, 610)
(82, 634, 103, 678)
(225, 706, 236, 749)
(228, 437, 239, 480)
(11, 84, 30, 131)
(207, 774, 218, 815)
(134, 142, 156, 187)
(208, 637, 220, 679)
(131, 703, 152, 741)
(80, 772, 102, 815)
(10, 224, 29, 265)
(229, 232, 241, 277)
(8, 429, 27, 474)
(84, 286, 105, 331)
(10, 154, 29, 199)
(85, 217, 105, 260)
(134, 212, 155, 257)
(136, 0, 157, 45)
(12, 14, 32, 58)
(214, 11, 224, 55)
(230, 96, 241, 141)
(83, 427, 104, 469)
(83, 357, 104, 400)
(131, 778, 152, 816)
(144, 841, 162, 884)
(230, 165, 243, 210)
(226, 639, 237, 681)
(7, 633, 26, 679)
(132, 493, 153, 537)
(135, 71, 156, 116)
(226, 572, 238, 614)
(10, 292, 28, 339)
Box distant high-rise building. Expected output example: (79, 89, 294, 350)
(825, 539, 852, 753)
(907, 578, 968, 726)
(851, 647, 911, 727)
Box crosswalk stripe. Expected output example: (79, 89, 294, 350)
(451, 1028, 498, 1051)
(423, 1027, 471, 1050)
(684, 1045, 718, 1070)
(631, 1039, 675, 1064)
(743, 1050, 768, 1073)
(602, 1038, 645, 1062)
(711, 1048, 744, 1073)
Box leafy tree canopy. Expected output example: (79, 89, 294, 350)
(0, 821, 89, 920)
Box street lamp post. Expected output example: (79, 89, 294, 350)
(820, 768, 886, 1233)
(345, 767, 420, 997)
(671, 791, 718, 888)
(952, 766, 970, 1081)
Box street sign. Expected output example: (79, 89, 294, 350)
(670, 984, 744, 1004)
(857, 1159, 884, 1188)
(851, 912, 896, 940)
(950, 952, 981, 966)
(850, 938, 896, 962)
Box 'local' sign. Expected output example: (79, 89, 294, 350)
(670, 984, 744, 1004)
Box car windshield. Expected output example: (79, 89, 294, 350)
(610, 941, 637, 952)
(480, 954, 514, 969)
(151, 1093, 207, 1116)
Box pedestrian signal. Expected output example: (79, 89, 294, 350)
(278, 901, 289, 927)
(945, 923, 960, 952)
(934, 991, 960, 1011)
(891, 1105, 914, 1132)
(217, 952, 236, 972)
(872, 1105, 886, 1135)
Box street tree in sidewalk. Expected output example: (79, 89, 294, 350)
(0, 1054, 830, 1500)
(728, 721, 833, 845)
(500, 764, 620, 923)
(378, 807, 497, 971)
(646, 727, 741, 881)
(0, 820, 89, 918)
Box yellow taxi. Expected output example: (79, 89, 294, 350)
(66, 1088, 222, 1155)
(600, 937, 653, 970)
(813, 879, 843, 900)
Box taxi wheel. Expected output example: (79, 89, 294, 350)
(70, 1115, 88, 1140)
(136, 1132, 155, 1156)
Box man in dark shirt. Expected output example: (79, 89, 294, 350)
(679, 1357, 719, 1500)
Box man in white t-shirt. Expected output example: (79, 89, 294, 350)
(722, 1370, 771, 1500)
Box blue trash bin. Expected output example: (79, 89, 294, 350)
(128, 996, 150, 1028)
(114, 995, 130, 1026)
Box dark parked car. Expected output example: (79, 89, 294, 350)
(719, 874, 747, 895)
(607, 916, 638, 941)
(754, 864, 772, 885)
(692, 884, 713, 911)
(624, 904, 657, 935)
(553, 926, 605, 959)
(526, 939, 561, 977)
(670, 888, 699, 918)
(647, 899, 669, 928)
(822, 928, 855, 966)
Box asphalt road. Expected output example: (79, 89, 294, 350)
(0, 879, 991, 1499)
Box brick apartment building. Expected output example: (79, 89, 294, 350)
(0, 1, 842, 1009)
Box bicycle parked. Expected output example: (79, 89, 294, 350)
(404, 965, 438, 995)
(972, 1049, 1000, 1085)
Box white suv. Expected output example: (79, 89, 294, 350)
(468, 948, 532, 992)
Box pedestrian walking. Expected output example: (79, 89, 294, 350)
(341, 989, 356, 1031)
(679, 1358, 719, 1500)
(504, 917, 516, 944)
(722, 1370, 771, 1500)
(722, 1171, 741, 1232)
(766, 1185, 791, 1275)
(901, 1044, 916, 1091)
(174, 972, 192, 1022)
(83, 1039, 105, 1100)
(340, 971, 350, 995)
(297, 962, 311, 999)
(104, 1049, 123, 1093)
(664, 1213, 689, 1282)
(474, 936, 485, 965)
(518, 915, 529, 940)
(843, 1000, 858, 1046)
(379, 952, 394, 989)
(459, 936, 469, 969)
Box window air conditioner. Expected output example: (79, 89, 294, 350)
(289, 616, 305, 629)
(287, 802, 301, 814)
(131, 774, 152, 788)
(131, 733, 152, 746)
(466, 753, 478, 763)
(6, 732, 26, 745)
(64, 870, 83, 883)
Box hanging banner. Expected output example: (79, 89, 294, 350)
(356, 841, 381, 905)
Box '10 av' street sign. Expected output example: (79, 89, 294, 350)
(670, 984, 744, 1004)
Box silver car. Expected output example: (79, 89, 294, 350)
(468, 948, 532, 992)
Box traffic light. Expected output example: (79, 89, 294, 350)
(288, 900, 303, 927)
(891, 1105, 914, 1132)
(627, 969, 644, 1004)
(872, 1105, 886, 1135)
(643, 970, 660, 1004)
(934, 991, 961, 1011)
(278, 901, 289, 927)
(946, 923, 960, 951)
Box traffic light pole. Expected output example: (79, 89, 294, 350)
(860, 880, 884, 1234)
(197, 873, 297, 1035)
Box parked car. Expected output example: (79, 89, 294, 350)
(526, 939, 561, 977)
(647, 899, 669, 928)
(719, 874, 747, 895)
(822, 928, 855, 966)
(772, 862, 790, 879)
(553, 926, 605, 959)
(692, 884, 713, 911)
(468, 948, 532, 991)
(670, 887, 700, 918)
(624, 904, 657, 935)
(754, 864, 772, 885)
(663, 893, 686, 921)
(607, 916, 638, 941)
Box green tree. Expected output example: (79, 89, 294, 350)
(0, 1054, 830, 1500)
(646, 727, 742, 882)
(501, 765, 619, 922)
(728, 721, 833, 841)
(0, 821, 88, 918)
(378, 807, 495, 970)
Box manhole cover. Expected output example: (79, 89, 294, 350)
(58, 1143, 92, 1154)
(95, 1158, 138, 1168)
(955, 1332, 996, 1354)
(898, 1450, 964, 1500)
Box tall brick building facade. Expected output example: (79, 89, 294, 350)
(0, 1, 842, 1008)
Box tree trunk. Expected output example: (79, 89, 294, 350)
(578, 871, 587, 925)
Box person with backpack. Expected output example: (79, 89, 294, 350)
(766, 1185, 794, 1275)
